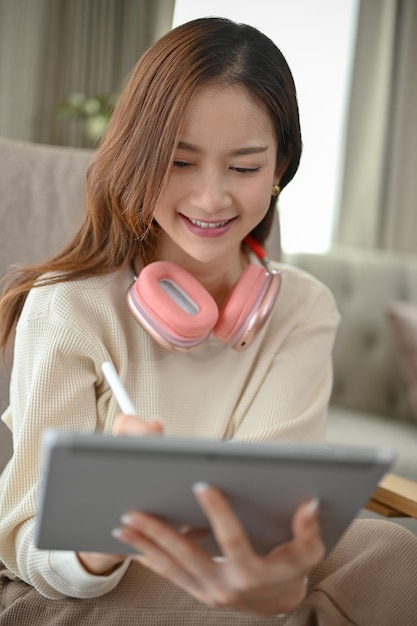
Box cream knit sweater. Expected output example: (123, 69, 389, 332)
(0, 261, 339, 599)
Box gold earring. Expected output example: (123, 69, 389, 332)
(271, 184, 281, 197)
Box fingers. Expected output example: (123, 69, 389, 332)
(114, 522, 206, 599)
(290, 498, 325, 569)
(192, 482, 254, 564)
(113, 414, 163, 436)
(112, 484, 255, 591)
(114, 512, 208, 563)
(111, 491, 321, 615)
(179, 525, 210, 541)
(112, 512, 215, 603)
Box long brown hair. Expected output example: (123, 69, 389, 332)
(0, 17, 301, 351)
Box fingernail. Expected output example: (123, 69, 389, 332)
(192, 481, 211, 494)
(305, 497, 320, 517)
(120, 513, 133, 525)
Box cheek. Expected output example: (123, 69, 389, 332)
(242, 180, 273, 215)
(152, 187, 176, 224)
(154, 178, 185, 216)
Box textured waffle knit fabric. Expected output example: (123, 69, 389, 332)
(0, 262, 339, 598)
(1, 520, 417, 624)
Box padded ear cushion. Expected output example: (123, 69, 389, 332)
(128, 261, 219, 345)
(214, 264, 270, 342)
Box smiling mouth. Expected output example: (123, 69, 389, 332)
(185, 216, 233, 229)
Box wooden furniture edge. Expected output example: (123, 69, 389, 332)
(366, 473, 417, 519)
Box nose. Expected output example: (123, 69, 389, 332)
(191, 169, 232, 214)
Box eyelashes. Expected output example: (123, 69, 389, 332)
(173, 161, 260, 174)
(231, 167, 260, 174)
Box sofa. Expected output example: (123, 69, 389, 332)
(0, 138, 93, 469)
(0, 137, 416, 525)
(284, 248, 417, 483)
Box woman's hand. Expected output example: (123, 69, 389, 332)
(112, 483, 324, 615)
(77, 414, 164, 576)
(112, 414, 164, 437)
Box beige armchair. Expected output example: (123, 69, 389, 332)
(0, 138, 93, 467)
(0, 136, 416, 522)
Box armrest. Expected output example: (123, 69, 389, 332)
(366, 473, 417, 518)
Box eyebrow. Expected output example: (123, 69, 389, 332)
(177, 142, 269, 156)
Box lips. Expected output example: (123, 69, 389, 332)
(186, 216, 231, 229)
(180, 214, 237, 238)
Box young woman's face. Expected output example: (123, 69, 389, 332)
(153, 85, 280, 267)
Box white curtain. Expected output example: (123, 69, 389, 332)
(334, 0, 417, 253)
(0, 0, 175, 147)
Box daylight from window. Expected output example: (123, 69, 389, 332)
(173, 0, 359, 252)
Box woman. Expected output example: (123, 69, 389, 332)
(0, 17, 416, 625)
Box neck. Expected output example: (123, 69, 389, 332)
(193, 252, 248, 307)
(150, 239, 249, 307)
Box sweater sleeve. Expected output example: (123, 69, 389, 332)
(0, 306, 130, 599)
(229, 283, 340, 444)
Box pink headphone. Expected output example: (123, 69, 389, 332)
(127, 236, 281, 351)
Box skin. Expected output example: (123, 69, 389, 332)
(78, 85, 325, 615)
(152, 84, 284, 306)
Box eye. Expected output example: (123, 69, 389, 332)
(232, 167, 261, 174)
(173, 160, 191, 168)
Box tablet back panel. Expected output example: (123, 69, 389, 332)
(34, 432, 395, 556)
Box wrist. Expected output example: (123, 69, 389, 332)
(76, 552, 125, 576)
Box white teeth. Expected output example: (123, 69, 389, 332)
(188, 217, 230, 229)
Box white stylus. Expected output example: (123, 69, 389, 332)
(102, 361, 138, 416)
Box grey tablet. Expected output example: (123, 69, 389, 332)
(34, 431, 395, 556)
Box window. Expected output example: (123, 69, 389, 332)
(173, 0, 359, 252)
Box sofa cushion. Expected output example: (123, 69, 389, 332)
(0, 139, 94, 470)
(327, 405, 417, 481)
(386, 300, 417, 422)
(285, 248, 417, 422)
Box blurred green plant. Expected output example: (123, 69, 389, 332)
(58, 92, 117, 144)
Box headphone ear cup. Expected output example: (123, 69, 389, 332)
(127, 261, 219, 350)
(214, 264, 280, 348)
